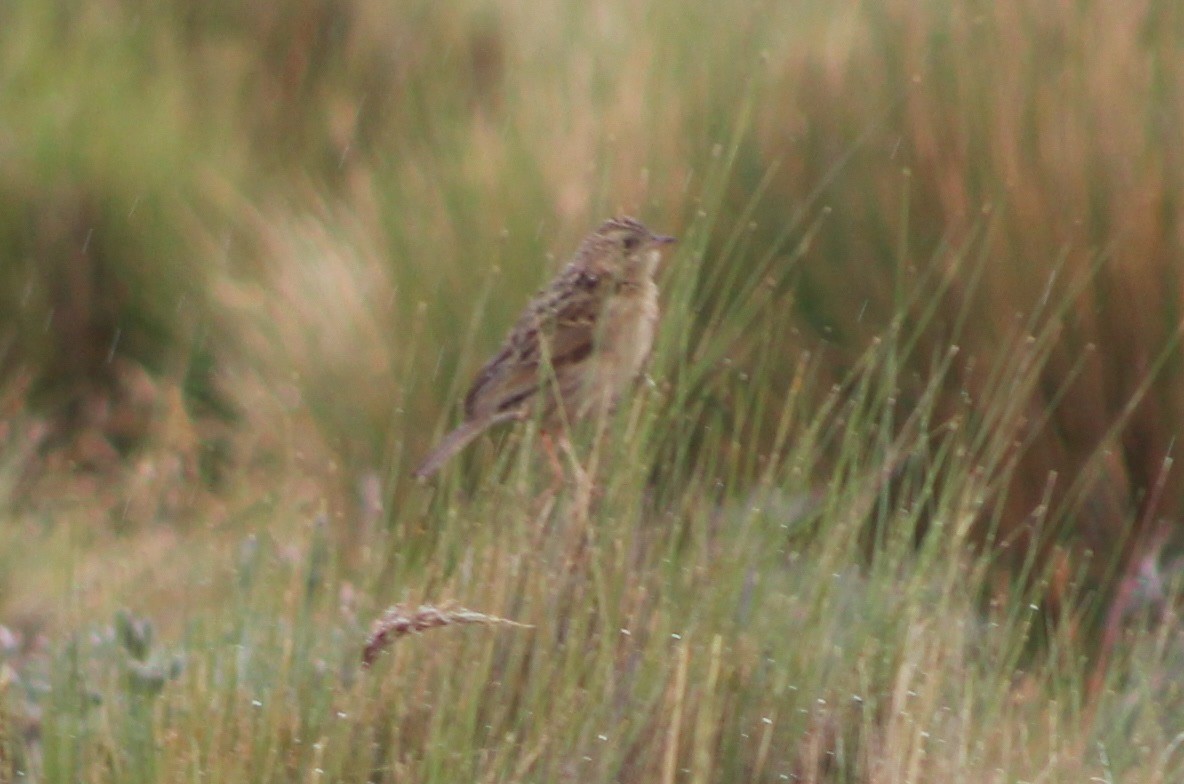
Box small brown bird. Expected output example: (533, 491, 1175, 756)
(413, 216, 676, 480)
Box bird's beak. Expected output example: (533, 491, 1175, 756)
(652, 235, 677, 246)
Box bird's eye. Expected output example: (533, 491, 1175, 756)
(622, 235, 639, 251)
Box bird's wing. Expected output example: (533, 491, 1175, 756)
(464, 268, 604, 420)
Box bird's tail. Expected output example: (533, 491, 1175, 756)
(412, 410, 519, 480)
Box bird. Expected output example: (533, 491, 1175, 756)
(413, 216, 676, 481)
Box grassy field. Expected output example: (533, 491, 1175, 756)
(2, 0, 1184, 781)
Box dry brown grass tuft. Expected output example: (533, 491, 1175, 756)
(362, 602, 532, 667)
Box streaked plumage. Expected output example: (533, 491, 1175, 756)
(413, 216, 675, 480)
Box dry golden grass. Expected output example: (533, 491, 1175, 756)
(747, 0, 1184, 590)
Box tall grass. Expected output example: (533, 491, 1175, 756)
(748, 0, 1184, 589)
(2, 0, 1184, 781)
(16, 257, 1184, 779)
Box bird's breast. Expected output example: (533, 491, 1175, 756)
(582, 281, 658, 411)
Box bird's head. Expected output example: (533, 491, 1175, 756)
(581, 216, 676, 281)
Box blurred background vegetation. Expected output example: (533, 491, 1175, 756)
(3, 0, 1184, 780)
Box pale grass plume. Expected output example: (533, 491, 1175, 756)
(362, 602, 532, 667)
